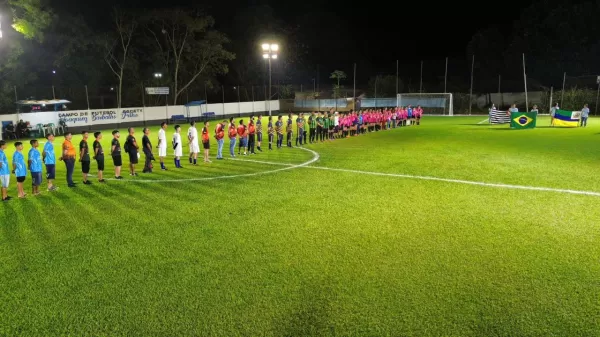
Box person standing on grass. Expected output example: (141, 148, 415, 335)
(530, 105, 539, 114)
(172, 125, 183, 168)
(111, 130, 123, 180)
(12, 142, 27, 198)
(296, 113, 305, 146)
(228, 118, 237, 158)
(248, 117, 257, 154)
(256, 114, 264, 152)
(286, 113, 293, 147)
(42, 133, 57, 191)
(0, 141, 10, 201)
(201, 121, 211, 163)
(316, 112, 323, 143)
(93, 132, 105, 183)
(215, 119, 225, 160)
(79, 131, 92, 185)
(28, 139, 43, 195)
(61, 132, 77, 188)
(267, 116, 274, 150)
(187, 121, 199, 165)
(308, 111, 315, 144)
(125, 128, 139, 176)
(142, 128, 154, 173)
(157, 122, 168, 170)
(550, 102, 559, 126)
(276, 115, 284, 148)
(581, 104, 590, 127)
(237, 119, 248, 155)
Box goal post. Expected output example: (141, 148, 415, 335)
(396, 93, 453, 116)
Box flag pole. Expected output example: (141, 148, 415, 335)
(560, 72, 566, 107)
(469, 55, 474, 115)
(396, 60, 399, 107)
(522, 54, 528, 111)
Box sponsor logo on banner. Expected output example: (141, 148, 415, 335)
(91, 110, 118, 122)
(571, 111, 582, 119)
(121, 108, 142, 120)
(59, 111, 89, 124)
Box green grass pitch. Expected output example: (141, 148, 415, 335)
(0, 116, 599, 336)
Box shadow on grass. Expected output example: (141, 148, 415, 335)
(273, 279, 335, 337)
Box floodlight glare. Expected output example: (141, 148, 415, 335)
(262, 43, 270, 51)
(263, 54, 269, 59)
(270, 44, 278, 52)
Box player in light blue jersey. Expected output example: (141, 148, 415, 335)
(0, 141, 11, 201)
(43, 133, 58, 191)
(28, 139, 43, 196)
(12, 142, 27, 198)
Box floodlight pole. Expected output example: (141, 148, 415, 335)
(268, 57, 272, 116)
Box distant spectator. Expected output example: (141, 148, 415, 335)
(581, 104, 590, 127)
(530, 105, 539, 114)
(551, 102, 559, 126)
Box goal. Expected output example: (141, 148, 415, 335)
(397, 93, 454, 116)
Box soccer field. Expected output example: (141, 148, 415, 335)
(1, 116, 598, 336)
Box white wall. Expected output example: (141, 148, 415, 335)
(1, 100, 280, 130)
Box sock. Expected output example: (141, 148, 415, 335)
(189, 157, 193, 163)
(174, 158, 177, 167)
(193, 158, 197, 165)
(161, 162, 165, 169)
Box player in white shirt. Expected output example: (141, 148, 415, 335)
(172, 125, 183, 168)
(157, 122, 168, 170)
(187, 121, 200, 165)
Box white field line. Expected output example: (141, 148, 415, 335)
(105, 147, 319, 183)
(477, 118, 489, 124)
(231, 157, 600, 198)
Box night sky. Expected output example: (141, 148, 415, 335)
(49, 0, 535, 86)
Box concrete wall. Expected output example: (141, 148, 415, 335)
(1, 100, 280, 133)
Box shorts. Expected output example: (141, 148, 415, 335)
(203, 141, 210, 150)
(128, 151, 138, 164)
(257, 133, 263, 142)
(81, 161, 90, 174)
(96, 158, 105, 171)
(330, 126, 335, 131)
(189, 143, 200, 153)
(31, 172, 42, 186)
(46, 164, 56, 180)
(0, 175, 9, 188)
(240, 137, 247, 147)
(112, 155, 122, 167)
(17, 176, 26, 183)
(158, 147, 167, 157)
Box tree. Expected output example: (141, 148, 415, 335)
(104, 8, 137, 108)
(330, 70, 347, 98)
(143, 9, 235, 105)
(8, 0, 53, 42)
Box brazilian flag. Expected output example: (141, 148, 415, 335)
(510, 111, 537, 129)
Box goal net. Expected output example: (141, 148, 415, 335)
(397, 93, 453, 116)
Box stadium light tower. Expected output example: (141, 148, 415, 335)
(262, 43, 279, 116)
(154, 72, 162, 79)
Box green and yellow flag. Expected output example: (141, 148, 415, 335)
(552, 110, 581, 127)
(510, 111, 537, 129)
